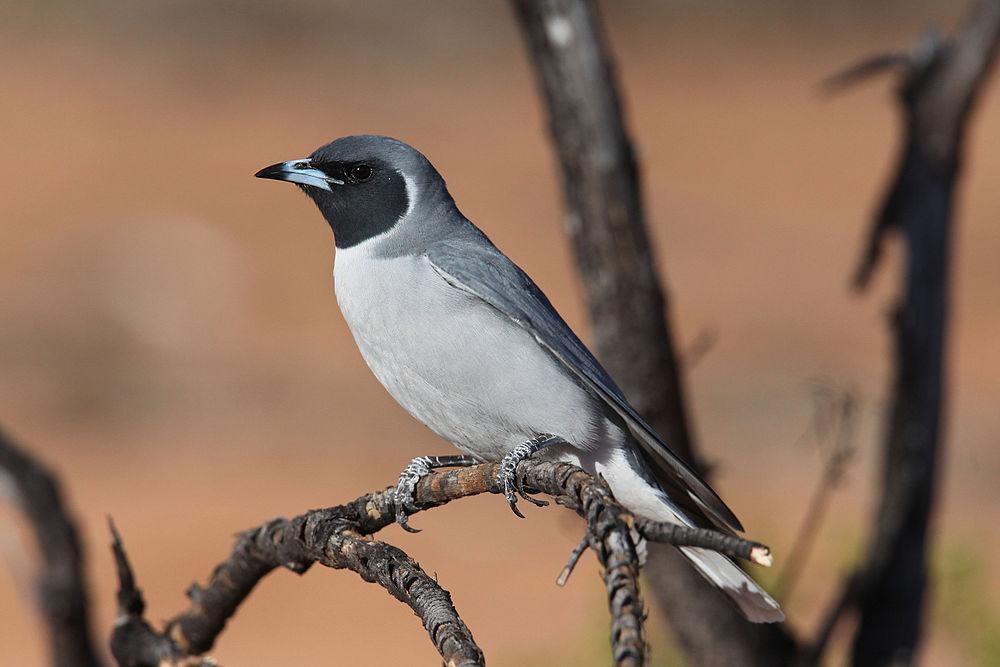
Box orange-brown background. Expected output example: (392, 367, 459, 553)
(1, 2, 997, 665)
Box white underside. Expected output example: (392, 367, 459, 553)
(334, 242, 615, 461)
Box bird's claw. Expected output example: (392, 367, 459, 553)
(392, 454, 478, 532)
(393, 456, 433, 533)
(515, 476, 549, 508)
(499, 435, 558, 518)
(505, 489, 526, 518)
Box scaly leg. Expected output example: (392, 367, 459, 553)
(499, 434, 565, 518)
(393, 455, 477, 533)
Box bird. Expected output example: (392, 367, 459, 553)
(255, 135, 784, 623)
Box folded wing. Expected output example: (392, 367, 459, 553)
(427, 229, 743, 533)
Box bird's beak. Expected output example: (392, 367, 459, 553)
(254, 159, 344, 192)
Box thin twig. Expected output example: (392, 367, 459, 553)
(556, 534, 590, 586)
(681, 327, 720, 370)
(774, 386, 857, 602)
(819, 51, 915, 94)
(635, 520, 771, 566)
(108, 518, 192, 667)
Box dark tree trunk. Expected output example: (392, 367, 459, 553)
(509, 1, 797, 664)
(845, 2, 1000, 663)
(508, 0, 695, 462)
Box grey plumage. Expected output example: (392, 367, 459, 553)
(255, 135, 783, 623)
(428, 229, 743, 533)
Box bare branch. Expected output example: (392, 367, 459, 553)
(107, 460, 771, 666)
(108, 519, 192, 667)
(635, 520, 771, 566)
(773, 385, 857, 603)
(680, 327, 720, 370)
(820, 51, 913, 94)
(0, 428, 102, 667)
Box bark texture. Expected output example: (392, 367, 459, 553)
(105, 459, 771, 666)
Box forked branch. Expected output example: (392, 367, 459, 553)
(108, 460, 771, 667)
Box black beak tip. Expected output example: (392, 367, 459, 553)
(254, 163, 287, 180)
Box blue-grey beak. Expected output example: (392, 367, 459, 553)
(254, 159, 344, 191)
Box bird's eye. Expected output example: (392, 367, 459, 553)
(349, 164, 373, 182)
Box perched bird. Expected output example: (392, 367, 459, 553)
(255, 135, 783, 623)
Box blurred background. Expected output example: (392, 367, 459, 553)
(1, 1, 998, 664)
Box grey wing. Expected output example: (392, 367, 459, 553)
(427, 231, 744, 533)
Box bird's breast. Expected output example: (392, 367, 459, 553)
(332, 244, 605, 458)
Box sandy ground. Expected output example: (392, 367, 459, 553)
(1, 3, 998, 665)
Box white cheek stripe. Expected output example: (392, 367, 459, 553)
(401, 170, 417, 219)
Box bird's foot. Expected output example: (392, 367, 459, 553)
(499, 434, 563, 518)
(393, 455, 477, 533)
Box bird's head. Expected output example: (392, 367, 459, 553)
(256, 135, 452, 249)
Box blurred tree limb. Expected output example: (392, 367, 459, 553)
(773, 383, 858, 605)
(811, 1, 1000, 664)
(0, 428, 102, 667)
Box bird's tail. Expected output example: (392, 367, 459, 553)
(596, 451, 785, 623)
(675, 545, 784, 623)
